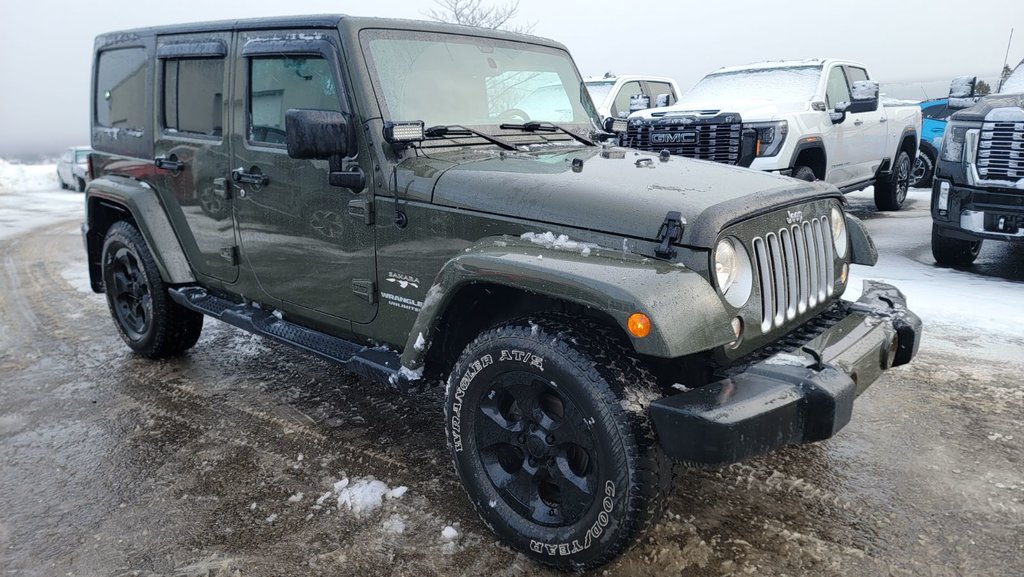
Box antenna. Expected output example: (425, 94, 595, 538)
(998, 27, 1014, 92)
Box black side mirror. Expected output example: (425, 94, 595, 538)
(948, 75, 978, 109)
(830, 102, 850, 124)
(847, 80, 879, 113)
(285, 109, 349, 160)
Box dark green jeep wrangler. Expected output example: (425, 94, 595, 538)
(84, 15, 921, 570)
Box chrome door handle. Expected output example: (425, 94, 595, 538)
(854, 119, 863, 126)
(880, 117, 888, 123)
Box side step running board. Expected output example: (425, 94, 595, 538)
(169, 287, 416, 390)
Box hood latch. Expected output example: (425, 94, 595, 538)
(655, 211, 686, 259)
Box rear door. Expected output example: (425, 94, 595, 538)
(231, 29, 377, 324)
(153, 32, 237, 282)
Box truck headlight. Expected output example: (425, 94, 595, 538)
(748, 121, 788, 157)
(830, 205, 848, 258)
(715, 237, 753, 307)
(940, 121, 980, 162)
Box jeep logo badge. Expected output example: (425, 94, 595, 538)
(650, 131, 698, 145)
(786, 210, 804, 225)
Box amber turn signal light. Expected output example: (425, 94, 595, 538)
(627, 313, 651, 338)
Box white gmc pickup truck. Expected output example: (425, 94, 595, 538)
(625, 59, 922, 211)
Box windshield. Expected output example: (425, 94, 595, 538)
(584, 80, 615, 105)
(361, 30, 598, 129)
(682, 65, 822, 103)
(1001, 65, 1024, 94)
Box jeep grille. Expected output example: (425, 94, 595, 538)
(622, 117, 742, 164)
(751, 216, 835, 333)
(978, 121, 1024, 181)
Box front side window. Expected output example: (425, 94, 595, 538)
(361, 30, 596, 128)
(164, 58, 225, 136)
(844, 66, 869, 87)
(611, 81, 644, 118)
(249, 56, 340, 145)
(648, 81, 676, 106)
(95, 48, 147, 131)
(825, 67, 851, 109)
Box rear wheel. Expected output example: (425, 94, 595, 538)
(57, 173, 68, 190)
(932, 225, 982, 267)
(875, 149, 911, 211)
(101, 221, 203, 358)
(445, 316, 672, 571)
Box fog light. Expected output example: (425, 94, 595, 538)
(937, 181, 950, 212)
(729, 317, 744, 348)
(627, 313, 651, 338)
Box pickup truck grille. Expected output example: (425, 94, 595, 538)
(750, 216, 835, 333)
(978, 121, 1024, 181)
(621, 115, 742, 165)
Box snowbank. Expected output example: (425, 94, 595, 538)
(0, 158, 59, 194)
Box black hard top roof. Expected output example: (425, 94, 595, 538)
(95, 14, 565, 51)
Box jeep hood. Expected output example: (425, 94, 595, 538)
(631, 97, 809, 122)
(426, 146, 840, 249)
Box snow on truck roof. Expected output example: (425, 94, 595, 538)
(583, 75, 676, 84)
(709, 58, 865, 75)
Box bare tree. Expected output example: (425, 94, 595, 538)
(425, 0, 536, 33)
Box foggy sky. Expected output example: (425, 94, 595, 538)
(1, 0, 1021, 157)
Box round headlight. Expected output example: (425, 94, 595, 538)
(714, 237, 753, 307)
(715, 238, 738, 291)
(830, 205, 848, 258)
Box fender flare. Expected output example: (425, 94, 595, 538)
(84, 176, 195, 288)
(787, 137, 827, 176)
(845, 214, 877, 266)
(398, 238, 736, 370)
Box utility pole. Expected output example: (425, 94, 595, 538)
(998, 28, 1014, 92)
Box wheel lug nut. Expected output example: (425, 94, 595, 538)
(548, 508, 556, 517)
(545, 434, 554, 444)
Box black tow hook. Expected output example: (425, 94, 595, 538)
(801, 346, 826, 371)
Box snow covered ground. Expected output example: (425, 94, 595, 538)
(0, 159, 84, 242)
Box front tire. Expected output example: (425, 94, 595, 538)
(875, 149, 912, 211)
(910, 147, 935, 189)
(445, 316, 672, 571)
(76, 177, 86, 192)
(101, 221, 203, 358)
(932, 225, 982, 267)
(792, 165, 816, 182)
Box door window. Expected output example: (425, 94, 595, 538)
(647, 81, 676, 107)
(611, 81, 643, 118)
(825, 67, 851, 109)
(163, 58, 225, 136)
(248, 56, 340, 145)
(844, 66, 869, 88)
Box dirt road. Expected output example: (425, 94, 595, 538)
(0, 194, 1021, 576)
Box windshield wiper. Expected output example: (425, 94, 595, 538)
(424, 124, 516, 151)
(498, 121, 595, 146)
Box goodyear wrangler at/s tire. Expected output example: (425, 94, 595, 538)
(444, 316, 671, 570)
(101, 221, 203, 358)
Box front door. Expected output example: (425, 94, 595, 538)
(153, 32, 237, 282)
(230, 30, 376, 324)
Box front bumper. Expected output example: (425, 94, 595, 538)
(932, 179, 1024, 241)
(649, 280, 921, 465)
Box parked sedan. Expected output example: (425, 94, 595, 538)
(57, 146, 91, 192)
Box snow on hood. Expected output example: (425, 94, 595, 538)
(630, 98, 809, 122)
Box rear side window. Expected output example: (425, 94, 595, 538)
(164, 59, 225, 136)
(248, 56, 340, 145)
(95, 48, 147, 131)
